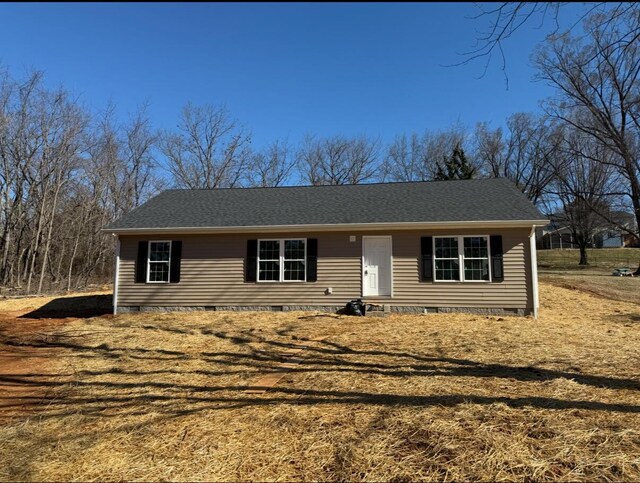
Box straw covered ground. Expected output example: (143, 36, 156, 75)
(0, 283, 639, 481)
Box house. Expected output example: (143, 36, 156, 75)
(103, 178, 549, 317)
(537, 211, 639, 249)
(595, 211, 639, 248)
(536, 222, 577, 250)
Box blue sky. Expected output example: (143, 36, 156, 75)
(0, 2, 586, 149)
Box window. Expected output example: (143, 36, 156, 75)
(283, 239, 306, 281)
(463, 236, 490, 281)
(147, 241, 171, 283)
(258, 240, 280, 281)
(434, 237, 460, 281)
(258, 239, 306, 282)
(433, 236, 490, 282)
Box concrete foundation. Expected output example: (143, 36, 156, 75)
(117, 305, 530, 316)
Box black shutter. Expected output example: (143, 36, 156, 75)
(135, 241, 148, 283)
(420, 236, 433, 281)
(490, 235, 504, 282)
(307, 238, 318, 282)
(169, 241, 182, 283)
(246, 239, 258, 282)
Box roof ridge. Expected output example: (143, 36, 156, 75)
(163, 177, 508, 192)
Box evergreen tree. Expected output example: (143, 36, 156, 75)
(434, 144, 476, 180)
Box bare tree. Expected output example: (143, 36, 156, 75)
(0, 68, 162, 295)
(123, 104, 158, 208)
(244, 139, 295, 187)
(298, 135, 380, 185)
(475, 113, 561, 203)
(460, 2, 638, 85)
(534, 8, 640, 270)
(161, 103, 251, 189)
(551, 128, 619, 265)
(0, 69, 113, 294)
(384, 133, 429, 182)
(34, 89, 89, 294)
(383, 127, 470, 182)
(86, 104, 161, 214)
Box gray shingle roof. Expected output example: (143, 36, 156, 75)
(104, 178, 547, 231)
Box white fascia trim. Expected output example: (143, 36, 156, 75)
(103, 219, 550, 235)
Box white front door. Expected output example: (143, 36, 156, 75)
(363, 236, 392, 296)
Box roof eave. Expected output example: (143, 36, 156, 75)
(102, 219, 550, 235)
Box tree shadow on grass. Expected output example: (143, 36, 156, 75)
(2, 326, 640, 422)
(1, 377, 639, 420)
(5, 329, 640, 393)
(607, 313, 640, 324)
(19, 295, 113, 319)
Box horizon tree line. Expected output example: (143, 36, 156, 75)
(0, 6, 638, 294)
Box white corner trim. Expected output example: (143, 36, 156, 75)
(113, 235, 120, 315)
(529, 226, 539, 319)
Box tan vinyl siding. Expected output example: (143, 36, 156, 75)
(385, 229, 530, 308)
(117, 228, 533, 311)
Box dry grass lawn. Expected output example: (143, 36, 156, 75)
(537, 247, 640, 272)
(540, 271, 640, 306)
(538, 248, 640, 305)
(0, 283, 639, 481)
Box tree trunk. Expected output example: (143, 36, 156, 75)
(26, 190, 48, 293)
(1, 226, 11, 285)
(578, 245, 589, 266)
(575, 233, 589, 266)
(55, 238, 66, 282)
(37, 183, 62, 294)
(67, 229, 80, 292)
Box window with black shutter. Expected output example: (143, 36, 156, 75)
(423, 235, 500, 282)
(252, 238, 315, 282)
(147, 241, 172, 283)
(135, 240, 181, 284)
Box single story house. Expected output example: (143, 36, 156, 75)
(103, 178, 549, 317)
(537, 210, 639, 249)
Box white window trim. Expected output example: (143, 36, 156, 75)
(433, 235, 492, 283)
(147, 240, 172, 284)
(257, 238, 307, 283)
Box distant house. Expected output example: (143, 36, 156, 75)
(536, 222, 578, 250)
(103, 178, 548, 317)
(595, 212, 639, 248)
(537, 211, 638, 249)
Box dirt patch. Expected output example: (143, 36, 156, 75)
(0, 315, 70, 417)
(0, 291, 112, 418)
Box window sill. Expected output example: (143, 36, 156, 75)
(256, 280, 307, 284)
(433, 280, 492, 283)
